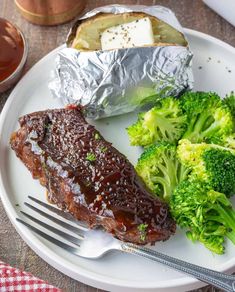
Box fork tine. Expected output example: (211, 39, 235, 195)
(24, 202, 85, 236)
(20, 211, 82, 246)
(28, 196, 88, 229)
(16, 218, 81, 255)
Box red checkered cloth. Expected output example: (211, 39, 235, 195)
(0, 261, 62, 291)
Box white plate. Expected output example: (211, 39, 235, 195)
(0, 29, 235, 292)
(203, 0, 235, 27)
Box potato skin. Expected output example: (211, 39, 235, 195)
(67, 12, 187, 51)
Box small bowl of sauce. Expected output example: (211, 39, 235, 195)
(0, 18, 28, 93)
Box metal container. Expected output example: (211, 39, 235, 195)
(14, 0, 86, 26)
(0, 18, 28, 93)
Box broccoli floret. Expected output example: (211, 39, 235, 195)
(198, 92, 235, 148)
(180, 91, 233, 144)
(170, 180, 235, 254)
(177, 139, 235, 197)
(223, 92, 235, 123)
(221, 92, 235, 147)
(136, 143, 189, 201)
(127, 97, 187, 147)
(223, 134, 235, 149)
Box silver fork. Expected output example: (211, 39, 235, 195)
(16, 196, 235, 292)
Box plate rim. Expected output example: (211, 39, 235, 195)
(0, 28, 235, 291)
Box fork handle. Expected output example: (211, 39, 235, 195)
(121, 243, 235, 291)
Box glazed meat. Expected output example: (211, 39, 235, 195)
(10, 107, 176, 244)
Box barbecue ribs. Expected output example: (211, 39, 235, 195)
(10, 107, 176, 244)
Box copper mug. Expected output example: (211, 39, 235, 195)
(15, 0, 86, 25)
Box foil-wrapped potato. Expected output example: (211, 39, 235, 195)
(67, 12, 187, 51)
(50, 5, 193, 119)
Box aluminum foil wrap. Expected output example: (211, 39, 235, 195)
(49, 5, 193, 119)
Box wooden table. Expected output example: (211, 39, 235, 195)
(1, 1, 235, 291)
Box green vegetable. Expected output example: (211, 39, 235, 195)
(180, 91, 233, 144)
(100, 146, 107, 153)
(223, 92, 235, 123)
(127, 90, 235, 254)
(94, 133, 100, 140)
(127, 97, 187, 147)
(223, 134, 235, 149)
(86, 152, 96, 162)
(177, 139, 235, 197)
(44, 123, 51, 130)
(136, 143, 189, 201)
(127, 91, 234, 147)
(221, 92, 235, 148)
(170, 180, 235, 254)
(138, 223, 148, 241)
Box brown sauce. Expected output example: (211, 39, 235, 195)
(0, 18, 24, 82)
(11, 108, 175, 244)
(23, 109, 170, 231)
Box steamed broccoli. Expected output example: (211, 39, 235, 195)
(180, 91, 233, 144)
(221, 92, 235, 147)
(223, 92, 235, 124)
(127, 91, 234, 147)
(170, 180, 235, 254)
(223, 134, 235, 149)
(127, 90, 235, 254)
(177, 139, 235, 197)
(127, 97, 187, 147)
(136, 143, 189, 201)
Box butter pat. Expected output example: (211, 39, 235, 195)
(101, 17, 154, 50)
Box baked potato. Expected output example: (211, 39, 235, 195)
(67, 12, 187, 51)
